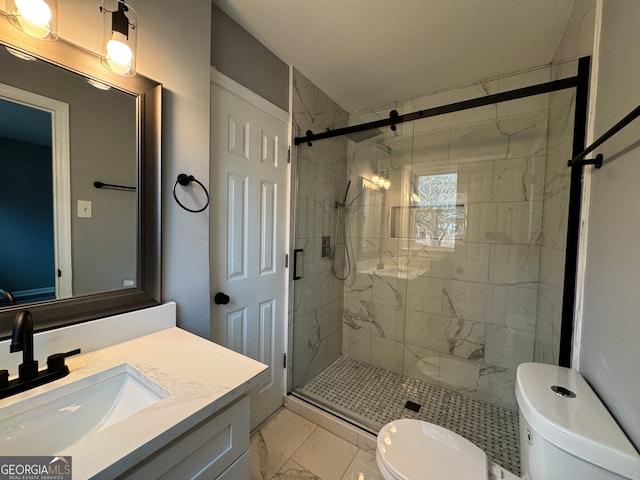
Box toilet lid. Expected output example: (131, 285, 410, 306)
(377, 419, 488, 480)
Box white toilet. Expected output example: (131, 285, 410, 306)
(376, 362, 640, 480)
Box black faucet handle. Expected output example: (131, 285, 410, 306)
(47, 354, 66, 372)
(0, 370, 8, 389)
(47, 348, 81, 373)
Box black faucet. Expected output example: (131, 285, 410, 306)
(10, 310, 39, 382)
(0, 310, 81, 400)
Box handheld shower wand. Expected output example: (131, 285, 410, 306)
(331, 180, 353, 281)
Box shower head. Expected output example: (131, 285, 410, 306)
(346, 128, 383, 143)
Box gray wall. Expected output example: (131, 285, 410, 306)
(0, 47, 137, 297)
(139, 0, 213, 339)
(211, 5, 289, 112)
(579, 0, 640, 451)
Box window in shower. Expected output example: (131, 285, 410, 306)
(390, 166, 466, 251)
(412, 171, 465, 249)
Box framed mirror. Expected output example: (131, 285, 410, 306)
(0, 13, 161, 337)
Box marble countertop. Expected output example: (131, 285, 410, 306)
(0, 327, 267, 479)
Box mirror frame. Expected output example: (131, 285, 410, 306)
(0, 13, 161, 338)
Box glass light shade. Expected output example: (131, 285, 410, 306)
(86, 78, 112, 91)
(371, 174, 379, 185)
(383, 179, 391, 189)
(5, 46, 37, 61)
(7, 0, 58, 40)
(100, 0, 138, 76)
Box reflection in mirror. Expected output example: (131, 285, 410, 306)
(359, 177, 385, 260)
(0, 15, 161, 338)
(0, 96, 55, 304)
(0, 47, 137, 306)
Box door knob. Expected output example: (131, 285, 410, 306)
(214, 292, 230, 305)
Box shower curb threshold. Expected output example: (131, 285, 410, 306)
(285, 394, 378, 453)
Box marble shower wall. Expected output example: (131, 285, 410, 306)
(290, 69, 349, 389)
(343, 67, 559, 410)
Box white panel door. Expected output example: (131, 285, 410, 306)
(210, 77, 288, 429)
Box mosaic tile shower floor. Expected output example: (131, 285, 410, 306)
(298, 355, 521, 476)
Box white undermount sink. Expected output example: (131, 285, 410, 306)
(0, 363, 170, 455)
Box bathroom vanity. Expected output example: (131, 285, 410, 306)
(0, 303, 267, 479)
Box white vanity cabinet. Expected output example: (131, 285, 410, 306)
(0, 311, 266, 480)
(117, 395, 250, 479)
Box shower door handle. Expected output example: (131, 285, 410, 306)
(293, 249, 304, 280)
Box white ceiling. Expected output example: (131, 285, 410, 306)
(213, 0, 577, 112)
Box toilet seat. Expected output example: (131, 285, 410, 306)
(376, 419, 489, 480)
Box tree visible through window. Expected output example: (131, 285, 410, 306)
(414, 172, 464, 248)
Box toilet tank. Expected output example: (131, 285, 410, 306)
(516, 363, 640, 480)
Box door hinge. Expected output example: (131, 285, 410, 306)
(287, 146, 291, 164)
(285, 253, 289, 268)
(283, 352, 287, 368)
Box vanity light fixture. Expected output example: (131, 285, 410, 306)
(100, 0, 138, 76)
(371, 162, 381, 185)
(371, 168, 390, 189)
(7, 0, 58, 40)
(379, 168, 390, 190)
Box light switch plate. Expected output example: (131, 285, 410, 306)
(78, 200, 92, 218)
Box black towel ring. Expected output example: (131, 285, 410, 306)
(172, 173, 210, 213)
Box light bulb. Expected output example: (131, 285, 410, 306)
(101, 1, 138, 77)
(372, 174, 379, 185)
(14, 0, 52, 39)
(384, 179, 391, 189)
(105, 38, 133, 75)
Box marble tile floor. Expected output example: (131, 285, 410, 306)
(297, 355, 521, 476)
(250, 408, 384, 480)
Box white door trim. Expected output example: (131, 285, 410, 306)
(0, 83, 72, 299)
(210, 68, 289, 124)
(571, 0, 604, 370)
